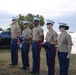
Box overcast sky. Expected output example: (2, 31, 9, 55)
(0, 0, 76, 32)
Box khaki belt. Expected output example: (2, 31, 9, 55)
(12, 37, 17, 39)
(33, 40, 41, 42)
(22, 41, 30, 43)
(12, 38, 17, 39)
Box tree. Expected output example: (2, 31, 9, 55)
(7, 13, 45, 30)
(25, 13, 45, 30)
(25, 13, 34, 30)
(17, 14, 25, 30)
(7, 27, 11, 31)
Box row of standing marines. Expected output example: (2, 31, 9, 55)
(10, 17, 73, 75)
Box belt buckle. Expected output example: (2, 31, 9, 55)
(22, 41, 25, 43)
(33, 40, 37, 42)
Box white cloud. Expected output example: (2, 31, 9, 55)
(0, 0, 76, 17)
(0, 0, 76, 31)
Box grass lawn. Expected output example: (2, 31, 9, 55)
(0, 48, 76, 75)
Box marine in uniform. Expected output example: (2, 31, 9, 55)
(57, 23, 73, 75)
(19, 20, 32, 70)
(41, 20, 58, 75)
(10, 17, 21, 66)
(30, 17, 44, 74)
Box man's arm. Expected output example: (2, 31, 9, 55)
(40, 28, 44, 42)
(67, 45, 72, 58)
(68, 45, 72, 55)
(17, 25, 21, 36)
(50, 33, 58, 45)
(40, 35, 44, 42)
(17, 25, 21, 44)
(66, 34, 73, 58)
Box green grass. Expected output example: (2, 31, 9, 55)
(0, 49, 76, 75)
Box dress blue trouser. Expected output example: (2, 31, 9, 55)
(21, 42, 30, 69)
(45, 44, 56, 75)
(10, 39, 18, 65)
(58, 51, 69, 75)
(32, 42, 41, 73)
